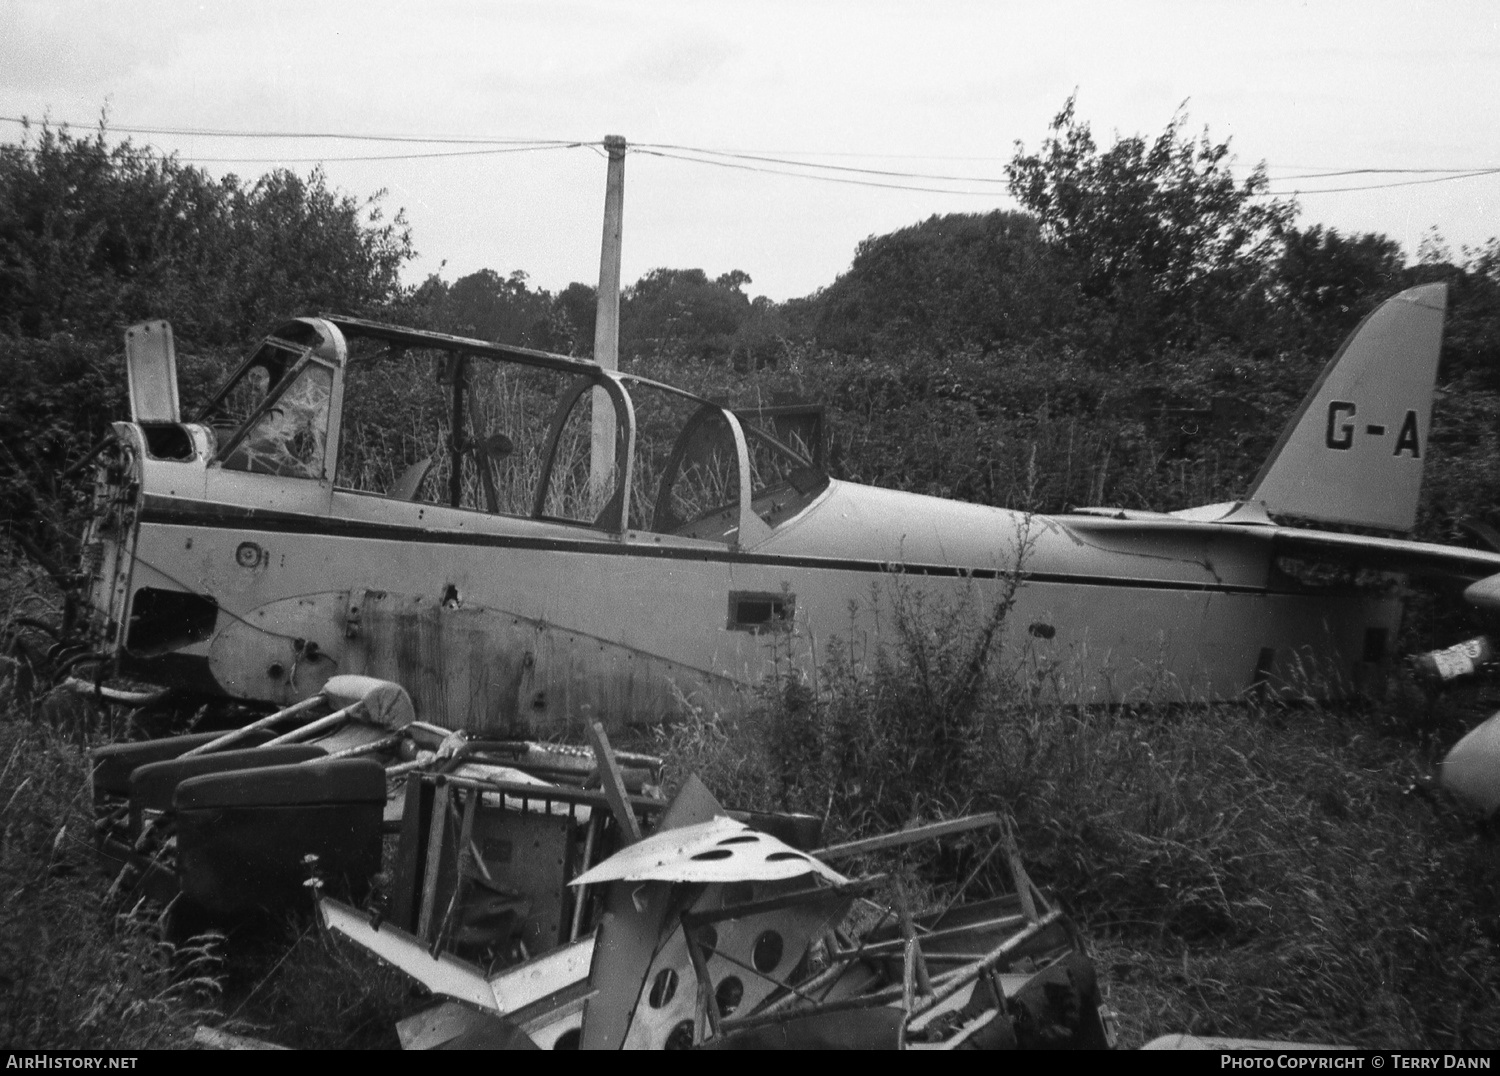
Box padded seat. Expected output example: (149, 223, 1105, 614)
(130, 745, 325, 812)
(91, 730, 274, 796)
(173, 758, 387, 916)
(173, 758, 386, 810)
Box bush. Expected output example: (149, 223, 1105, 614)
(660, 571, 1018, 835)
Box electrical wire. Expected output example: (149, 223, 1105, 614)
(711, 148, 1015, 161)
(2, 135, 583, 166)
(0, 116, 1017, 163)
(635, 148, 1003, 197)
(3, 115, 1014, 182)
(127, 144, 582, 164)
(1272, 166, 1500, 179)
(5, 113, 1500, 196)
(634, 141, 1010, 184)
(1263, 169, 1500, 196)
(642, 143, 1500, 195)
(724, 148, 1015, 161)
(0, 115, 579, 147)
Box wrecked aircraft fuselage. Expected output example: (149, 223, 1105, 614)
(80, 315, 1402, 733)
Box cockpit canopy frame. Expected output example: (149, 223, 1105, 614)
(191, 315, 828, 550)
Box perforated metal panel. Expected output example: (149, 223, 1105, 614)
(621, 880, 853, 1050)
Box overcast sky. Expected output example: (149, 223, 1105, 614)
(3, 0, 1497, 301)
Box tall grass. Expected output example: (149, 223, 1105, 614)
(206, 922, 410, 1050)
(0, 707, 222, 1047)
(657, 580, 1500, 1049)
(0, 680, 418, 1049)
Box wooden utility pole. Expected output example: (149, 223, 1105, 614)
(590, 135, 627, 501)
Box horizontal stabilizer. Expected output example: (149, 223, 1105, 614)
(1465, 572, 1500, 613)
(1441, 710, 1500, 817)
(1247, 283, 1447, 532)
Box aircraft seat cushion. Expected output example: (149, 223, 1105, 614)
(173, 758, 387, 810)
(130, 744, 327, 811)
(91, 730, 275, 795)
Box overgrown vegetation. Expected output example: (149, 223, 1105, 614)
(659, 585, 1500, 1048)
(0, 119, 416, 581)
(0, 684, 416, 1048)
(0, 710, 221, 1047)
(2, 97, 1499, 1048)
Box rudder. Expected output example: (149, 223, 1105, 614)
(1246, 282, 1447, 532)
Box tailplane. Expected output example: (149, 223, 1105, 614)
(1245, 282, 1448, 533)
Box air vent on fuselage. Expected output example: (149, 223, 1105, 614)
(727, 591, 794, 633)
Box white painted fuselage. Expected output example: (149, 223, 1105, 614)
(91, 431, 1397, 734)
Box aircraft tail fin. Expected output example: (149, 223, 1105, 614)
(1245, 282, 1448, 533)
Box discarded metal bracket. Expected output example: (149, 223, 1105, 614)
(812, 812, 1004, 861)
(585, 720, 641, 843)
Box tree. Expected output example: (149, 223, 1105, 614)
(0, 120, 415, 575)
(1274, 225, 1405, 353)
(1007, 95, 1296, 359)
(619, 267, 754, 362)
(552, 281, 598, 356)
(0, 121, 413, 344)
(214, 167, 412, 340)
(418, 268, 558, 349)
(813, 210, 1066, 357)
(1409, 237, 1500, 389)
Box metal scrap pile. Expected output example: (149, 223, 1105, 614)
(87, 675, 656, 918)
(320, 758, 1113, 1050)
(86, 675, 1110, 1050)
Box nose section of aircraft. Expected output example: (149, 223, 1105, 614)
(79, 423, 146, 658)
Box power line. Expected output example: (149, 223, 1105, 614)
(648, 145, 1500, 198)
(641, 143, 1500, 192)
(1271, 166, 1500, 179)
(6, 113, 1500, 197)
(711, 148, 1015, 162)
(0, 115, 1015, 161)
(4, 115, 1014, 181)
(635, 148, 1003, 197)
(0, 115, 580, 147)
(145, 144, 580, 164)
(2, 135, 584, 165)
(635, 142, 1010, 184)
(643, 144, 1500, 193)
(1263, 169, 1500, 195)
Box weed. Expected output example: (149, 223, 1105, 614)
(0, 713, 223, 1048)
(213, 922, 411, 1050)
(661, 567, 1022, 838)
